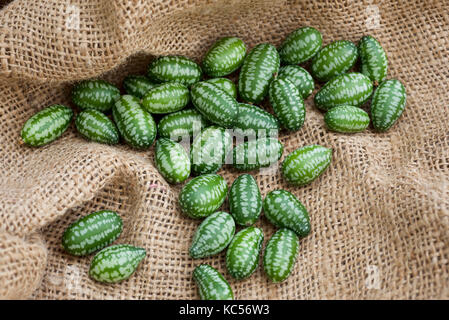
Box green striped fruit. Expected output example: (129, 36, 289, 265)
(202, 37, 246, 77)
(112, 95, 157, 149)
(155, 138, 190, 184)
(282, 145, 332, 186)
(263, 228, 299, 283)
(141, 82, 190, 114)
(147, 56, 202, 86)
(21, 105, 73, 147)
(371, 79, 406, 132)
(225, 227, 263, 280)
(358, 35, 388, 84)
(278, 26, 322, 65)
(324, 105, 370, 133)
(228, 174, 262, 226)
(190, 81, 239, 127)
(263, 190, 310, 237)
(62, 210, 123, 256)
(277, 65, 315, 99)
(123, 75, 157, 99)
(314, 73, 373, 111)
(238, 43, 280, 104)
(189, 211, 235, 259)
(75, 109, 119, 144)
(179, 174, 228, 219)
(89, 244, 146, 283)
(72, 79, 120, 112)
(157, 108, 208, 142)
(190, 126, 232, 175)
(233, 137, 283, 171)
(193, 264, 234, 300)
(233, 103, 279, 138)
(311, 40, 358, 82)
(205, 77, 237, 98)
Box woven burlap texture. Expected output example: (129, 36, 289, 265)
(0, 0, 448, 300)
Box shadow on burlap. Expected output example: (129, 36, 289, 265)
(0, 0, 448, 299)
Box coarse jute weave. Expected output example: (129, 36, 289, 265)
(0, 0, 448, 300)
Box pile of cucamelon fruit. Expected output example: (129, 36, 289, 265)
(20, 26, 406, 299)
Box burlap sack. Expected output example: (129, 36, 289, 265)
(0, 0, 448, 300)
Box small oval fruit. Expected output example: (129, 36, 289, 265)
(233, 103, 279, 138)
(205, 77, 237, 98)
(238, 43, 280, 104)
(263, 190, 310, 237)
(358, 35, 388, 84)
(269, 78, 306, 131)
(282, 145, 332, 186)
(141, 82, 190, 114)
(123, 75, 156, 99)
(189, 211, 235, 259)
(314, 73, 373, 111)
(157, 108, 208, 142)
(75, 109, 119, 144)
(324, 105, 370, 133)
(21, 104, 73, 147)
(193, 264, 234, 300)
(62, 210, 123, 256)
(228, 174, 262, 226)
(190, 81, 239, 127)
(155, 138, 190, 184)
(277, 65, 315, 99)
(232, 137, 283, 171)
(371, 79, 406, 132)
(147, 56, 202, 86)
(72, 79, 120, 112)
(226, 227, 264, 279)
(89, 244, 146, 283)
(179, 174, 228, 219)
(278, 26, 322, 65)
(311, 40, 358, 82)
(263, 228, 299, 283)
(202, 37, 246, 77)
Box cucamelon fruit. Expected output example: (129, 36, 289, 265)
(155, 138, 191, 184)
(358, 35, 388, 84)
(123, 75, 156, 99)
(202, 37, 246, 77)
(193, 264, 234, 300)
(72, 79, 120, 112)
(62, 210, 123, 256)
(228, 174, 262, 226)
(157, 108, 208, 142)
(277, 65, 315, 99)
(141, 82, 190, 114)
(205, 77, 237, 98)
(233, 137, 283, 171)
(324, 105, 370, 133)
(21, 104, 73, 147)
(282, 145, 332, 186)
(233, 103, 279, 138)
(147, 56, 202, 86)
(75, 109, 119, 144)
(89, 244, 146, 283)
(371, 79, 406, 132)
(189, 211, 235, 259)
(278, 26, 322, 65)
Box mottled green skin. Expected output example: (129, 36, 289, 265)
(278, 26, 322, 65)
(141, 82, 190, 114)
(123, 75, 157, 99)
(311, 40, 358, 82)
(228, 174, 262, 226)
(75, 109, 119, 144)
(282, 145, 332, 186)
(263, 228, 299, 283)
(179, 174, 228, 219)
(89, 244, 146, 283)
(157, 108, 208, 142)
(62, 210, 123, 256)
(238, 43, 280, 104)
(371, 79, 406, 132)
(147, 56, 202, 86)
(202, 37, 246, 77)
(277, 65, 315, 99)
(193, 264, 234, 300)
(190, 81, 239, 128)
(112, 95, 157, 149)
(358, 36, 388, 84)
(189, 211, 235, 259)
(324, 105, 370, 133)
(314, 73, 373, 111)
(155, 138, 190, 184)
(263, 190, 310, 237)
(205, 78, 237, 98)
(233, 103, 279, 138)
(190, 126, 232, 175)
(233, 137, 283, 171)
(72, 79, 120, 112)
(21, 105, 73, 147)
(225, 227, 263, 280)
(269, 78, 306, 131)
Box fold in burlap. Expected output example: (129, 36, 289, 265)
(0, 0, 448, 299)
